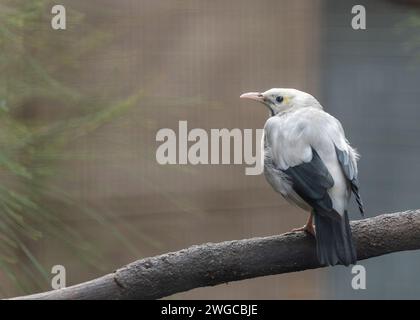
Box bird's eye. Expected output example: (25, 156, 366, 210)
(276, 96, 284, 103)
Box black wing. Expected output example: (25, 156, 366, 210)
(281, 148, 357, 266)
(335, 146, 364, 216)
(284, 148, 340, 220)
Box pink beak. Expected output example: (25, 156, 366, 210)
(240, 92, 264, 102)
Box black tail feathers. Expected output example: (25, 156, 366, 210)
(351, 182, 365, 217)
(314, 210, 357, 266)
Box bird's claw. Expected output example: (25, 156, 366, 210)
(291, 224, 316, 237)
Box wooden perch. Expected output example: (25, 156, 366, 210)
(11, 210, 420, 300)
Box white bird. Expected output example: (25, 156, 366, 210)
(240, 88, 364, 266)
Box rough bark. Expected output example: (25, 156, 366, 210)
(11, 210, 420, 300)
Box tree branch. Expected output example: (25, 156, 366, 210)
(11, 210, 420, 300)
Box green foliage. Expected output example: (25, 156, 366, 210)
(0, 0, 141, 294)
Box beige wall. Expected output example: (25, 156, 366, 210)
(22, 0, 325, 298)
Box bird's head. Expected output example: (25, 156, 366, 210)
(240, 88, 322, 116)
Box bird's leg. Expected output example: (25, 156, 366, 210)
(291, 212, 315, 236)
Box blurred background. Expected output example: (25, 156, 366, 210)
(0, 0, 420, 299)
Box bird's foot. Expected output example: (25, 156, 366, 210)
(291, 224, 316, 237)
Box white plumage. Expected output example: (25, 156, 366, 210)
(240, 88, 364, 266)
